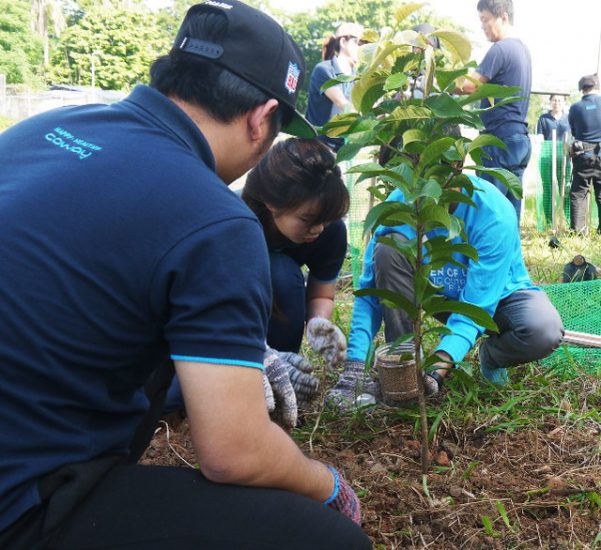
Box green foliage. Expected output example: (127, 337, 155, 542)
(49, 5, 171, 90)
(279, 0, 464, 111)
(0, 0, 44, 85)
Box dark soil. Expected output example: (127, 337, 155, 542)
(143, 402, 601, 549)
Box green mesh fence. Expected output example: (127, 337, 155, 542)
(541, 280, 601, 376)
(536, 140, 572, 231)
(342, 159, 376, 289)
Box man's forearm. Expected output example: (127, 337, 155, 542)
(177, 360, 335, 503)
(199, 420, 334, 502)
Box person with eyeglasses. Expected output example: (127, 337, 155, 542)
(306, 22, 364, 152)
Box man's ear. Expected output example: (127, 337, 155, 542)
(248, 99, 279, 141)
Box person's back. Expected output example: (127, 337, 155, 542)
(0, 94, 265, 527)
(569, 86, 601, 143)
(478, 36, 532, 137)
(0, 2, 371, 548)
(568, 74, 601, 234)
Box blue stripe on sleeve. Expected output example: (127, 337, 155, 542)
(170, 355, 265, 371)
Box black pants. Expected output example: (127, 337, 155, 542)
(2, 463, 371, 549)
(570, 151, 601, 232)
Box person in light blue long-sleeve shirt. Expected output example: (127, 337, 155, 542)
(328, 176, 564, 409)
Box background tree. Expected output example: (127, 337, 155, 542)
(0, 0, 43, 86)
(31, 0, 66, 67)
(49, 4, 170, 90)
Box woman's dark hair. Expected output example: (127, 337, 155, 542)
(150, 10, 291, 136)
(243, 138, 350, 227)
(322, 36, 343, 61)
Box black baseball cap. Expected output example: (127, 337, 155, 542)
(578, 74, 599, 91)
(172, 0, 315, 138)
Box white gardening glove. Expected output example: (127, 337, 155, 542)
(263, 347, 297, 429)
(306, 317, 347, 370)
(275, 351, 319, 409)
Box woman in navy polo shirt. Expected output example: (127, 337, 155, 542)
(242, 138, 350, 360)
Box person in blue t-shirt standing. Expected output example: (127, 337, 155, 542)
(568, 74, 601, 234)
(0, 2, 371, 549)
(326, 177, 564, 410)
(456, 0, 532, 223)
(306, 22, 364, 152)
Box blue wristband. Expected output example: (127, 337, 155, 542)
(323, 465, 340, 505)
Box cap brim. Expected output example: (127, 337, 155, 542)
(282, 110, 317, 138)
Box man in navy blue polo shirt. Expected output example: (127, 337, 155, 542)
(0, 2, 371, 548)
(568, 74, 601, 234)
(457, 0, 532, 223)
(537, 94, 570, 141)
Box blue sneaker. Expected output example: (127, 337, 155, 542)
(479, 361, 509, 386)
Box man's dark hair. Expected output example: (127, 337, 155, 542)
(150, 10, 291, 137)
(476, 0, 514, 24)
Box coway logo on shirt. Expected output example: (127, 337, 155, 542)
(44, 127, 102, 160)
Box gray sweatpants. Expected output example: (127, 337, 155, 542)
(373, 236, 564, 369)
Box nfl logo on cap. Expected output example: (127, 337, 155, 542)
(285, 62, 300, 95)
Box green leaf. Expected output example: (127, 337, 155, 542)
(322, 113, 359, 138)
(417, 137, 456, 173)
(367, 42, 408, 72)
(427, 242, 479, 264)
(424, 93, 465, 118)
(496, 501, 514, 532)
(415, 274, 440, 302)
(376, 235, 417, 262)
(421, 45, 435, 98)
(402, 128, 428, 146)
(363, 201, 412, 235)
(336, 142, 363, 162)
(428, 410, 444, 441)
(394, 3, 425, 25)
(352, 71, 388, 114)
(426, 298, 498, 332)
(436, 68, 469, 93)
(384, 71, 409, 92)
(420, 178, 443, 201)
(433, 30, 472, 63)
(473, 167, 523, 199)
(467, 133, 506, 154)
(390, 105, 432, 121)
(320, 74, 356, 92)
(442, 190, 477, 209)
(457, 83, 522, 106)
(418, 204, 451, 230)
(480, 515, 496, 536)
(355, 288, 417, 319)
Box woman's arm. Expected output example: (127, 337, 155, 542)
(306, 278, 337, 321)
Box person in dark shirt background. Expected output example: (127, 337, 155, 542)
(568, 73, 601, 234)
(537, 94, 570, 141)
